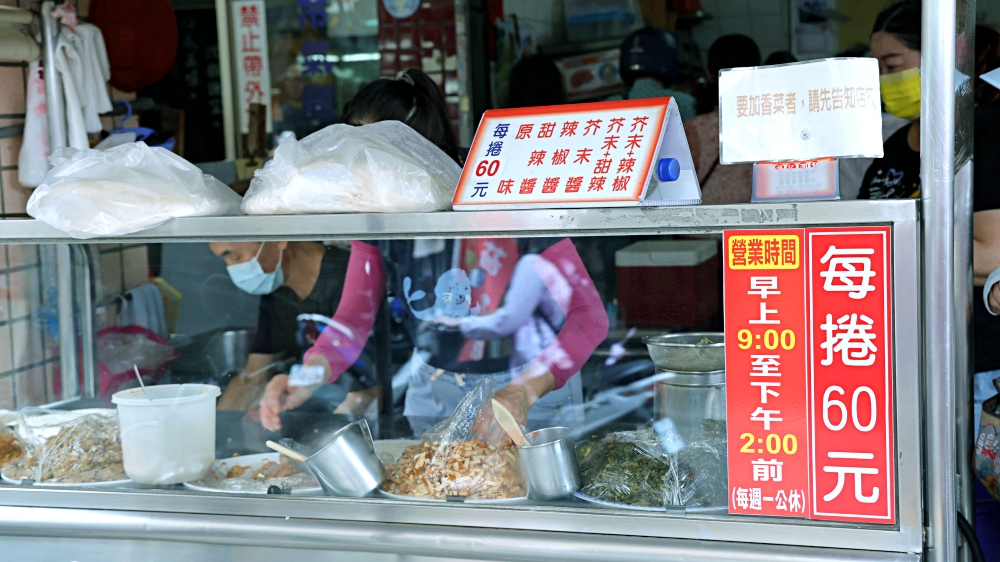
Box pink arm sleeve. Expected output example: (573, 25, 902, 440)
(533, 238, 610, 388)
(303, 241, 386, 383)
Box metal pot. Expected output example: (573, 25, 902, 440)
(653, 369, 726, 442)
(305, 419, 385, 498)
(644, 332, 724, 372)
(204, 329, 255, 379)
(517, 427, 580, 500)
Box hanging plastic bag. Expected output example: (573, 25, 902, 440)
(242, 121, 460, 215)
(380, 377, 527, 500)
(27, 142, 243, 238)
(96, 326, 178, 401)
(4, 408, 126, 484)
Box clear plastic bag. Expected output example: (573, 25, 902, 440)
(5, 408, 126, 484)
(242, 121, 461, 215)
(26, 142, 243, 238)
(578, 421, 728, 508)
(381, 377, 526, 500)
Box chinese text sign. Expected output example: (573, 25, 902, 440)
(724, 230, 810, 517)
(724, 226, 896, 524)
(232, 0, 272, 134)
(452, 98, 668, 209)
(807, 228, 895, 523)
(719, 58, 883, 164)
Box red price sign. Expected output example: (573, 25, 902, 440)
(724, 226, 896, 524)
(807, 227, 895, 523)
(724, 229, 810, 517)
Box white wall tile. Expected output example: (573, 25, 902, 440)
(749, 0, 782, 16)
(717, 16, 752, 37)
(750, 14, 785, 42)
(715, 0, 749, 18)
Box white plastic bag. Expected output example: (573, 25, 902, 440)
(242, 121, 460, 215)
(27, 142, 243, 238)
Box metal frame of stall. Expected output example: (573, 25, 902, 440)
(12, 0, 975, 560)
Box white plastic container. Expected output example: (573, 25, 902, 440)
(112, 384, 221, 485)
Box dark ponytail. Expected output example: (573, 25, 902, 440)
(342, 69, 460, 164)
(872, 0, 921, 52)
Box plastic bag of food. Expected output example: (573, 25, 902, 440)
(4, 408, 126, 484)
(675, 419, 728, 507)
(241, 121, 460, 215)
(578, 427, 682, 506)
(26, 142, 243, 239)
(578, 421, 728, 508)
(381, 377, 526, 500)
(0, 426, 22, 470)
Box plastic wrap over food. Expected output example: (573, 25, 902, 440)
(242, 121, 461, 215)
(381, 377, 526, 500)
(579, 421, 728, 508)
(26, 142, 243, 238)
(5, 408, 126, 483)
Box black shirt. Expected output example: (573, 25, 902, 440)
(250, 244, 376, 388)
(859, 124, 921, 200)
(973, 105, 1000, 372)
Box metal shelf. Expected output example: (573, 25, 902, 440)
(0, 200, 917, 243)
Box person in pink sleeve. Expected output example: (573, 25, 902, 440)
(260, 237, 609, 434)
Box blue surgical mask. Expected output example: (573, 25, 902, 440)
(227, 243, 284, 295)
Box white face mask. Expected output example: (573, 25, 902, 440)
(226, 243, 284, 295)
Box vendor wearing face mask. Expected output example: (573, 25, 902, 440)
(858, 0, 922, 200)
(209, 241, 376, 412)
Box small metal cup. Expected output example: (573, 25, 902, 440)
(305, 419, 385, 497)
(517, 427, 580, 500)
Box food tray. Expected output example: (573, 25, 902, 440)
(183, 453, 322, 495)
(573, 491, 727, 514)
(1, 468, 132, 488)
(378, 489, 529, 504)
(372, 439, 420, 465)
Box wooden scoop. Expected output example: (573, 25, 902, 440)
(491, 399, 527, 447)
(265, 440, 308, 463)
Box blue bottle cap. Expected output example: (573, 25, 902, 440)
(656, 158, 681, 182)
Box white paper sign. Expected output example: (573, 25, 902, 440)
(232, 0, 272, 134)
(452, 97, 700, 210)
(719, 58, 883, 164)
(751, 158, 839, 201)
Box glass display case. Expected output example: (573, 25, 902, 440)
(0, 201, 922, 561)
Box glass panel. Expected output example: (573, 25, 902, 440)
(0, 236, 900, 528)
(955, 0, 975, 167)
(265, 0, 380, 145)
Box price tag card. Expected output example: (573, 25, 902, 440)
(452, 97, 701, 210)
(724, 230, 811, 518)
(719, 58, 883, 164)
(288, 364, 325, 387)
(723, 226, 896, 524)
(752, 158, 840, 202)
(806, 227, 895, 523)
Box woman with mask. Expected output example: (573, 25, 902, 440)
(858, 1, 922, 199)
(258, 72, 609, 434)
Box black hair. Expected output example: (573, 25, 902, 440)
(508, 55, 564, 108)
(764, 50, 797, 65)
(342, 68, 460, 164)
(871, 1, 921, 52)
(707, 34, 761, 76)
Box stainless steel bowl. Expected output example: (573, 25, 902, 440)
(305, 419, 385, 498)
(518, 427, 580, 500)
(644, 332, 725, 372)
